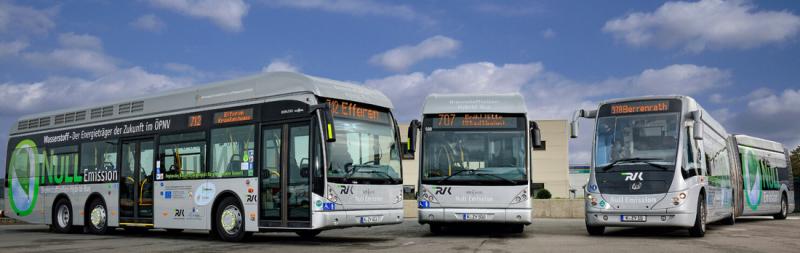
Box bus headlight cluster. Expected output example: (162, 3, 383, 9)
(327, 187, 340, 204)
(671, 191, 688, 206)
(588, 194, 598, 206)
(510, 188, 529, 204)
(394, 190, 403, 204)
(419, 188, 439, 204)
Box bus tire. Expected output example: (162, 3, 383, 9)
(689, 194, 706, 237)
(296, 230, 321, 238)
(510, 224, 525, 234)
(214, 197, 246, 242)
(773, 194, 788, 220)
(51, 198, 73, 233)
(86, 198, 109, 234)
(429, 223, 443, 234)
(586, 225, 604, 236)
(721, 212, 735, 225)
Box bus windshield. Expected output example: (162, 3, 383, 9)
(421, 130, 527, 185)
(594, 112, 680, 170)
(326, 115, 402, 185)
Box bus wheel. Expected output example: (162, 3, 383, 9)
(87, 198, 109, 234)
(215, 197, 246, 242)
(51, 198, 73, 233)
(510, 224, 525, 234)
(773, 195, 788, 220)
(429, 223, 443, 234)
(689, 194, 706, 237)
(586, 225, 604, 236)
(296, 230, 321, 238)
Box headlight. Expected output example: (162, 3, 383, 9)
(587, 194, 598, 206)
(394, 190, 403, 204)
(327, 186, 340, 203)
(510, 188, 529, 204)
(419, 187, 439, 204)
(671, 191, 688, 206)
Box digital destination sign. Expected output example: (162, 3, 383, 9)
(599, 99, 680, 117)
(430, 113, 520, 129)
(214, 108, 254, 124)
(188, 115, 202, 128)
(326, 99, 389, 124)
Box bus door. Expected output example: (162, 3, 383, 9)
(119, 138, 156, 224)
(259, 121, 311, 227)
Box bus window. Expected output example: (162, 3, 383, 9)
(80, 140, 118, 183)
(47, 146, 79, 185)
(211, 125, 255, 178)
(159, 132, 206, 180)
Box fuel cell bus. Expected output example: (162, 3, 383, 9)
(728, 135, 794, 220)
(4, 71, 405, 241)
(571, 96, 735, 237)
(406, 93, 541, 234)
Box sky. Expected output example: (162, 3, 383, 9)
(1, 0, 800, 175)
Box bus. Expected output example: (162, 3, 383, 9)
(4, 71, 405, 241)
(406, 93, 541, 234)
(728, 135, 794, 220)
(571, 96, 735, 237)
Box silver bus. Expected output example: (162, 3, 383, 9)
(728, 135, 795, 221)
(571, 96, 734, 237)
(4, 72, 404, 241)
(406, 93, 541, 234)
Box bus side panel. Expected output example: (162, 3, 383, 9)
(5, 178, 45, 224)
(211, 178, 259, 232)
(154, 179, 210, 230)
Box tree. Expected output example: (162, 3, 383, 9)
(791, 146, 800, 177)
(535, 189, 552, 199)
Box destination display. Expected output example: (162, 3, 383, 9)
(214, 108, 254, 124)
(326, 98, 389, 124)
(598, 99, 681, 117)
(430, 113, 520, 129)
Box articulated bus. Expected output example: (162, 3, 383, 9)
(571, 96, 735, 237)
(4, 72, 404, 241)
(728, 135, 794, 220)
(406, 94, 542, 234)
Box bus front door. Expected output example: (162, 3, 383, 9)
(119, 138, 155, 225)
(260, 122, 311, 227)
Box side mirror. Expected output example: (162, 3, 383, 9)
(692, 110, 704, 140)
(407, 119, 420, 155)
(570, 109, 597, 138)
(310, 103, 336, 142)
(530, 121, 542, 148)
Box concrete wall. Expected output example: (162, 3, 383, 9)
(402, 200, 585, 219)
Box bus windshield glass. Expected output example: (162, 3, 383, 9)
(594, 112, 680, 170)
(325, 100, 402, 185)
(421, 114, 527, 185)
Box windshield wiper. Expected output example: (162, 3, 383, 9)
(346, 164, 400, 184)
(600, 157, 660, 171)
(436, 169, 518, 185)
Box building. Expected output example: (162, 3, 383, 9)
(397, 119, 572, 199)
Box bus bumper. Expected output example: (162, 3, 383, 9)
(418, 208, 532, 225)
(315, 209, 404, 229)
(585, 210, 695, 228)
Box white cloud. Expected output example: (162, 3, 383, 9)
(21, 33, 117, 75)
(148, 0, 249, 32)
(720, 88, 800, 151)
(370, 35, 460, 72)
(262, 58, 300, 73)
(625, 64, 730, 95)
(130, 14, 166, 33)
(262, 0, 434, 25)
(0, 2, 58, 36)
(603, 0, 800, 52)
(747, 88, 800, 115)
(0, 40, 28, 57)
(542, 28, 556, 39)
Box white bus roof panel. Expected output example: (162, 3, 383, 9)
(734, 134, 785, 153)
(421, 93, 528, 115)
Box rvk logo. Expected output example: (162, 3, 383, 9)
(339, 185, 354, 195)
(621, 172, 643, 181)
(434, 186, 452, 195)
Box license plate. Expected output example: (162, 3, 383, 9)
(621, 215, 647, 222)
(463, 213, 488, 221)
(359, 216, 380, 224)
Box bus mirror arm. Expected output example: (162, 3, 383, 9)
(407, 119, 421, 155)
(691, 110, 704, 140)
(530, 121, 542, 148)
(570, 109, 596, 139)
(310, 103, 337, 142)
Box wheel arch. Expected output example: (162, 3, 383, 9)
(210, 190, 243, 231)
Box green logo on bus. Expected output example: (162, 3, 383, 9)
(741, 148, 782, 211)
(8, 139, 40, 216)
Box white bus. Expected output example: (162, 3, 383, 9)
(406, 94, 541, 234)
(571, 96, 735, 237)
(4, 72, 405, 241)
(728, 135, 795, 220)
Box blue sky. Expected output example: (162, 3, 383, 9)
(2, 0, 800, 172)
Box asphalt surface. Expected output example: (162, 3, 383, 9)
(0, 215, 798, 253)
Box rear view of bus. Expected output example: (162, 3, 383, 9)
(406, 94, 541, 234)
(572, 96, 735, 237)
(729, 135, 795, 220)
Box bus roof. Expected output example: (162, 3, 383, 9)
(733, 134, 785, 153)
(11, 71, 392, 135)
(598, 95, 728, 138)
(421, 93, 527, 115)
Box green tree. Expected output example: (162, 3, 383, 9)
(791, 146, 800, 177)
(535, 189, 552, 199)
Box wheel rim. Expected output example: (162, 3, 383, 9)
(220, 205, 242, 235)
(90, 204, 107, 230)
(57, 204, 70, 228)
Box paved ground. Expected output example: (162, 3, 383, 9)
(0, 215, 798, 253)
